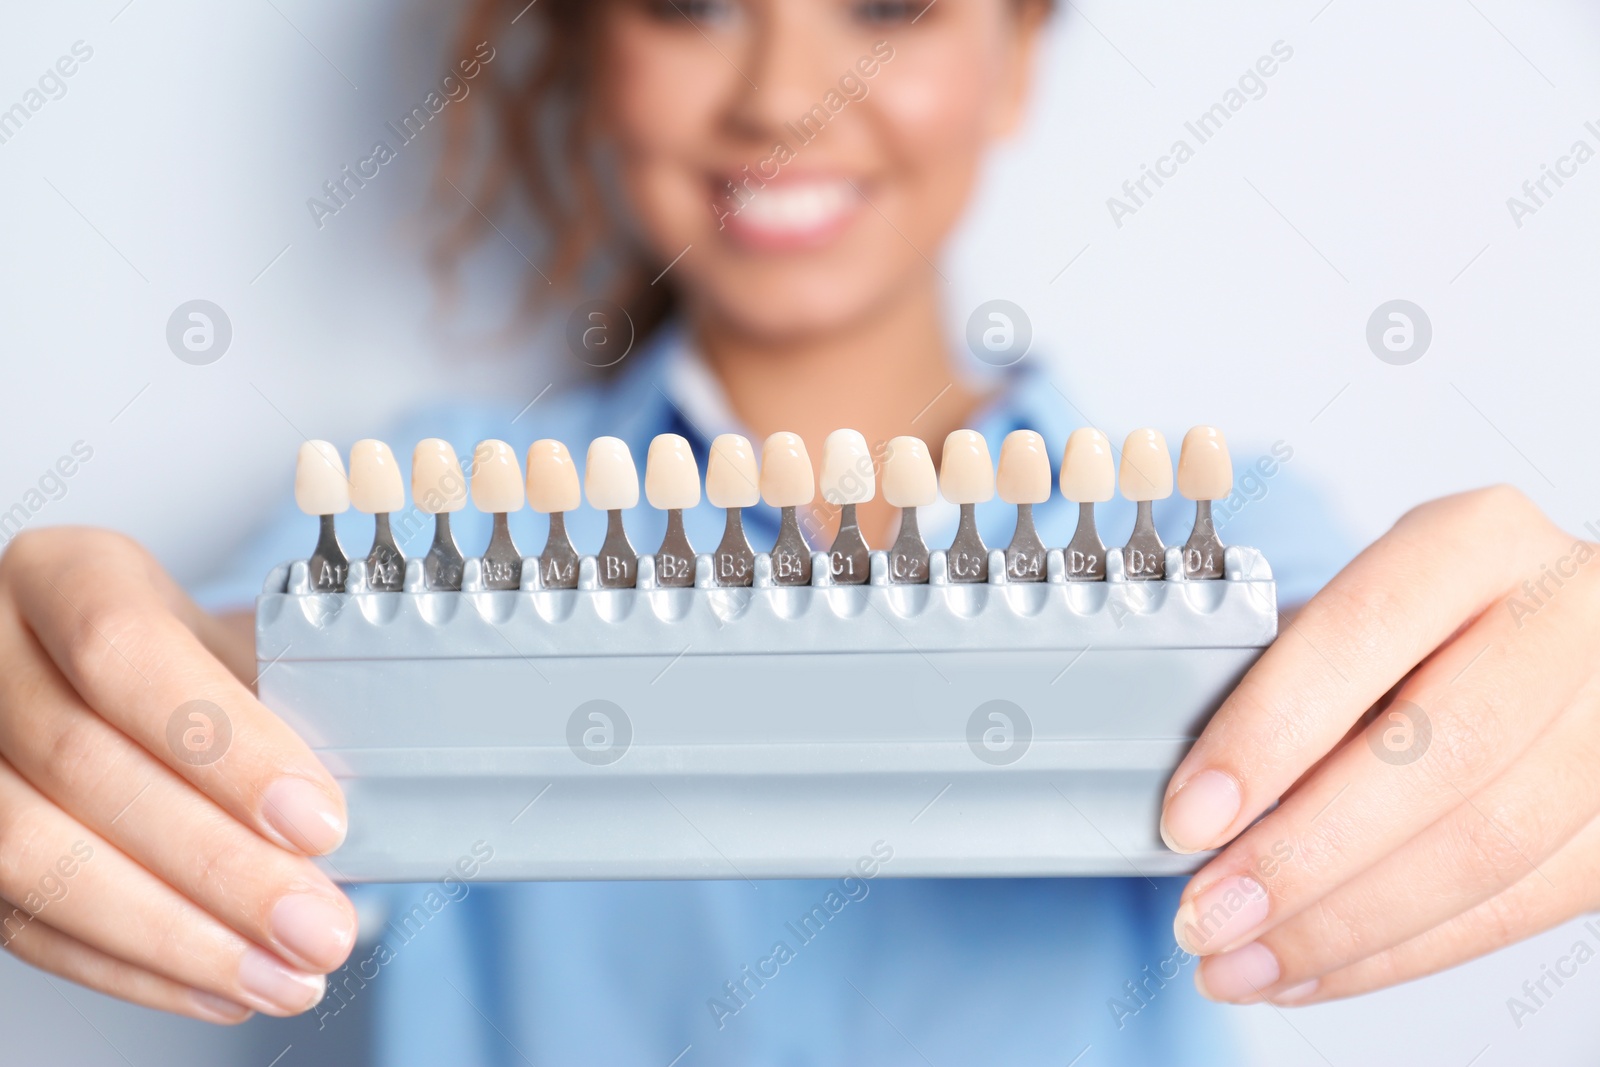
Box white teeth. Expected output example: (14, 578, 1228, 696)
(471, 439, 525, 514)
(349, 439, 405, 514)
(585, 436, 640, 511)
(819, 429, 875, 505)
(295, 441, 349, 516)
(760, 432, 815, 508)
(526, 439, 581, 514)
(645, 433, 701, 511)
(997, 430, 1051, 506)
(881, 436, 937, 508)
(1177, 426, 1233, 501)
(1119, 429, 1173, 502)
(412, 439, 467, 515)
(706, 434, 760, 510)
(939, 430, 995, 505)
(737, 181, 855, 231)
(1060, 428, 1115, 503)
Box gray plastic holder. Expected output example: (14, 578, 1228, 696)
(255, 543, 1276, 882)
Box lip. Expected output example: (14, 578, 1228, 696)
(711, 174, 864, 252)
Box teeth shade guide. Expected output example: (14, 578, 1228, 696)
(706, 434, 760, 587)
(350, 440, 406, 592)
(1177, 426, 1232, 580)
(1118, 429, 1173, 582)
(881, 436, 936, 584)
(472, 440, 526, 590)
(997, 430, 1050, 583)
(291, 424, 1233, 593)
(527, 439, 581, 590)
(295, 440, 351, 592)
(260, 434, 1279, 885)
(940, 430, 995, 584)
(1060, 428, 1115, 581)
(760, 432, 815, 586)
(586, 437, 640, 589)
(413, 439, 468, 591)
(819, 429, 874, 585)
(645, 434, 700, 588)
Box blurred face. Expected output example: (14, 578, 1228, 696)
(595, 0, 1043, 342)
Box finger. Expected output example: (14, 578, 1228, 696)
(0, 756, 326, 1016)
(1275, 808, 1600, 1005)
(1193, 676, 1600, 1001)
(1160, 487, 1564, 854)
(1, 898, 254, 1025)
(2, 531, 347, 855)
(1171, 561, 1600, 957)
(0, 611, 357, 973)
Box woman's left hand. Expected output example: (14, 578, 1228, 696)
(1160, 485, 1600, 1005)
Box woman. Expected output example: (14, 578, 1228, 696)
(3, 0, 1598, 1063)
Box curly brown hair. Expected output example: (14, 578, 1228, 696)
(434, 0, 677, 348)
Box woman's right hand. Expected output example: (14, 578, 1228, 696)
(0, 527, 353, 1022)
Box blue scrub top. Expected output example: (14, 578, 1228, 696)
(202, 325, 1353, 1066)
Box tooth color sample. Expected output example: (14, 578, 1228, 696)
(349, 440, 405, 514)
(526, 440, 581, 514)
(881, 436, 937, 508)
(645, 433, 702, 511)
(818, 429, 875, 505)
(706, 434, 760, 510)
(471, 440, 526, 513)
(1119, 429, 1173, 502)
(760, 432, 815, 508)
(585, 436, 640, 511)
(413, 439, 467, 514)
(1178, 426, 1233, 500)
(296, 441, 350, 515)
(939, 430, 995, 505)
(1060, 428, 1116, 503)
(997, 430, 1051, 505)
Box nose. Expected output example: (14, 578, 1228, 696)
(725, 4, 837, 142)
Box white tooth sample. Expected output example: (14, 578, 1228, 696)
(881, 436, 937, 508)
(1059, 428, 1115, 503)
(349, 439, 405, 514)
(296, 441, 350, 515)
(471, 439, 526, 513)
(760, 432, 815, 508)
(414, 439, 467, 590)
(585, 436, 640, 511)
(645, 434, 701, 511)
(526, 439, 581, 514)
(997, 430, 1051, 505)
(413, 439, 467, 514)
(1177, 426, 1233, 500)
(1119, 429, 1173, 501)
(706, 434, 760, 509)
(819, 429, 875, 505)
(350, 439, 406, 591)
(1177, 426, 1230, 580)
(939, 430, 995, 505)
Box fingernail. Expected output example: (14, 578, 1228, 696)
(271, 893, 356, 972)
(1197, 942, 1279, 1002)
(1272, 978, 1319, 1004)
(189, 989, 253, 1023)
(1161, 769, 1241, 853)
(1173, 874, 1270, 954)
(237, 947, 326, 1015)
(261, 778, 347, 854)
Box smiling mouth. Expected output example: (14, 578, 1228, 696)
(714, 177, 863, 250)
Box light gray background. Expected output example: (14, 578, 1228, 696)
(2, 0, 1598, 1064)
